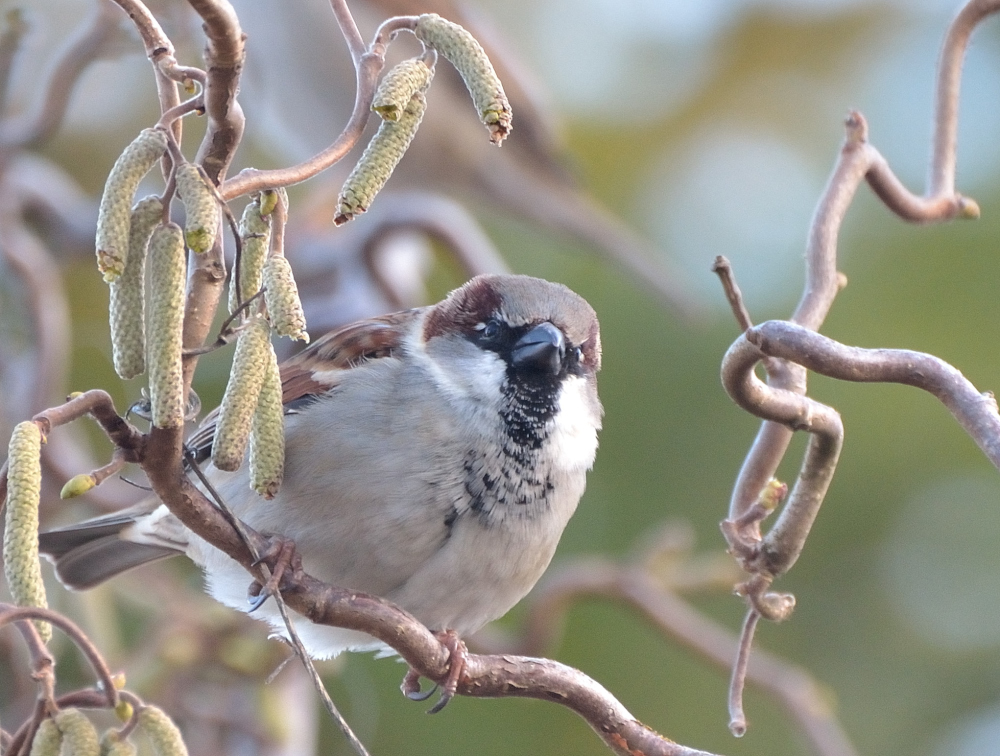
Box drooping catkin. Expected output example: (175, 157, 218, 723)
(110, 196, 161, 379)
(100, 731, 138, 756)
(372, 58, 434, 121)
(55, 709, 100, 756)
(175, 163, 218, 254)
(95, 128, 169, 281)
(212, 317, 271, 472)
(136, 706, 189, 756)
(413, 13, 511, 144)
(229, 199, 270, 314)
(334, 92, 426, 225)
(4, 420, 50, 642)
(29, 718, 62, 756)
(146, 224, 186, 428)
(262, 256, 308, 342)
(249, 354, 284, 499)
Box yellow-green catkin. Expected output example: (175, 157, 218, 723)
(4, 420, 50, 643)
(413, 13, 511, 144)
(136, 706, 188, 756)
(100, 731, 137, 756)
(174, 163, 218, 254)
(334, 92, 426, 225)
(29, 718, 62, 756)
(229, 198, 270, 315)
(146, 224, 186, 428)
(212, 317, 272, 472)
(110, 196, 162, 379)
(95, 128, 169, 282)
(262, 256, 308, 342)
(56, 709, 100, 756)
(372, 58, 434, 121)
(249, 354, 284, 499)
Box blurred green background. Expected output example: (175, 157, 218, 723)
(8, 0, 1000, 754)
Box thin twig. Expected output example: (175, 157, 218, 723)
(219, 5, 402, 200)
(106, 0, 185, 150)
(727, 609, 759, 737)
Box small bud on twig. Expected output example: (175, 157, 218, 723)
(213, 317, 272, 472)
(110, 197, 162, 379)
(414, 13, 511, 144)
(372, 58, 434, 121)
(175, 163, 219, 254)
(95, 128, 168, 282)
(262, 256, 308, 342)
(250, 355, 284, 499)
(146, 224, 187, 429)
(60, 473, 97, 499)
(335, 92, 427, 224)
(4, 420, 50, 642)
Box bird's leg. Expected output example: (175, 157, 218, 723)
(246, 535, 304, 611)
(400, 629, 469, 713)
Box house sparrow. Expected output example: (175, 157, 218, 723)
(40, 274, 602, 664)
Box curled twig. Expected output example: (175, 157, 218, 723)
(745, 321, 1000, 470)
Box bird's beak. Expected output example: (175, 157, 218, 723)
(512, 322, 566, 375)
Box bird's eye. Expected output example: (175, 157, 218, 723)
(572, 346, 584, 363)
(481, 319, 502, 341)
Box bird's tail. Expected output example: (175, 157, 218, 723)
(39, 505, 184, 590)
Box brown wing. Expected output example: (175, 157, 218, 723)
(185, 309, 422, 460)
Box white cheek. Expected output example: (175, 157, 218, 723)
(408, 330, 506, 404)
(549, 376, 600, 470)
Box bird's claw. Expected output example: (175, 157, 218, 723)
(400, 629, 468, 714)
(246, 535, 303, 612)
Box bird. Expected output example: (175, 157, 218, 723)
(39, 274, 602, 673)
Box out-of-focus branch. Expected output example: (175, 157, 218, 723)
(0, 3, 120, 150)
(359, 193, 509, 308)
(0, 10, 28, 116)
(0, 194, 71, 419)
(510, 558, 857, 756)
(220, 53, 381, 200)
(478, 158, 705, 318)
(0, 604, 119, 709)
